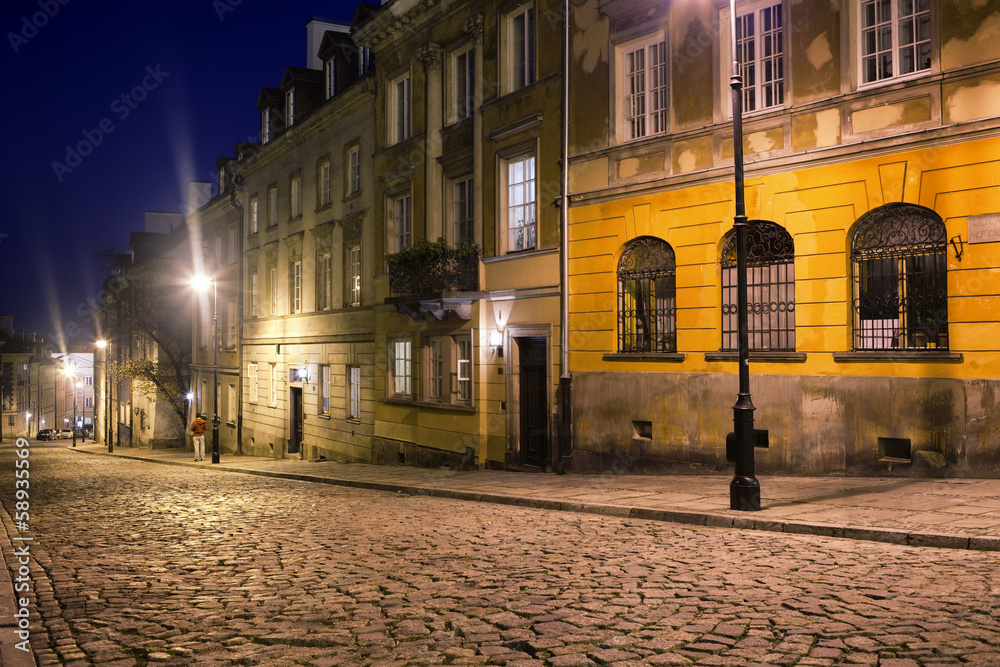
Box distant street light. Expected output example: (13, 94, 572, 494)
(191, 274, 220, 464)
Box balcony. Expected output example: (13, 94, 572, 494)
(386, 239, 480, 320)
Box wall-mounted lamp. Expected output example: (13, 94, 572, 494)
(489, 330, 504, 358)
(950, 235, 965, 261)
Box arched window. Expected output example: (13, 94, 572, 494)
(851, 203, 947, 351)
(618, 237, 676, 353)
(721, 220, 795, 351)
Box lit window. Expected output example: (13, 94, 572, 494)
(851, 203, 947, 351)
(503, 154, 536, 252)
(285, 88, 296, 126)
(291, 174, 302, 218)
(390, 339, 412, 397)
(735, 2, 784, 112)
(348, 365, 361, 419)
(249, 272, 258, 318)
(320, 365, 331, 415)
(348, 245, 361, 307)
(347, 144, 361, 195)
(291, 260, 302, 314)
(456, 337, 472, 403)
(319, 160, 331, 207)
(618, 32, 667, 141)
(721, 222, 795, 352)
(860, 0, 931, 85)
(250, 196, 259, 234)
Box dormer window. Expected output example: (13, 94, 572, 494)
(261, 108, 271, 144)
(286, 88, 296, 127)
(324, 58, 336, 99)
(358, 47, 371, 76)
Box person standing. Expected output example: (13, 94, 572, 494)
(190, 413, 207, 462)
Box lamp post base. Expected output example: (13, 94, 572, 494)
(730, 476, 760, 511)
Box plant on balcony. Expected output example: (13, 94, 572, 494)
(386, 237, 480, 294)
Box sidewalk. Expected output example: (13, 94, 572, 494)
(73, 444, 1000, 551)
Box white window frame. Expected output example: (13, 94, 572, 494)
(423, 333, 473, 406)
(390, 193, 412, 252)
(736, 1, 785, 113)
(291, 260, 302, 314)
(320, 365, 331, 415)
(452, 44, 476, 122)
(285, 88, 296, 126)
(250, 196, 258, 234)
(501, 152, 537, 253)
(348, 365, 361, 420)
(389, 338, 412, 398)
(291, 174, 302, 218)
(428, 338, 444, 399)
(320, 253, 332, 310)
(347, 144, 361, 195)
(616, 31, 668, 142)
(319, 160, 331, 207)
(324, 57, 336, 99)
(226, 296, 237, 348)
(268, 186, 277, 227)
(456, 337, 472, 404)
(269, 363, 278, 407)
(250, 271, 258, 318)
(858, 0, 933, 87)
(248, 363, 258, 404)
(388, 71, 411, 144)
(506, 4, 536, 93)
(227, 382, 237, 422)
(261, 108, 271, 144)
(358, 46, 371, 76)
(269, 267, 277, 315)
(348, 245, 361, 307)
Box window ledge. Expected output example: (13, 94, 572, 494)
(342, 191, 362, 203)
(833, 351, 963, 363)
(318, 414, 331, 420)
(382, 397, 475, 412)
(705, 351, 807, 362)
(603, 352, 685, 362)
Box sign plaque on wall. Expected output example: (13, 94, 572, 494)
(968, 213, 1000, 244)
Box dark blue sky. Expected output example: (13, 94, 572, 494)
(0, 0, 365, 349)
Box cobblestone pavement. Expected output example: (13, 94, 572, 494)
(3, 445, 1000, 667)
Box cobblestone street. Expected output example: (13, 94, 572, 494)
(3, 445, 1000, 666)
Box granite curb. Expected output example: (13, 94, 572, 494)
(71, 447, 1000, 552)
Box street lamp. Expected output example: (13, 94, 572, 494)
(191, 274, 220, 464)
(96, 340, 109, 450)
(728, 0, 760, 511)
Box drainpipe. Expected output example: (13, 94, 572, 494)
(230, 173, 245, 455)
(558, 0, 572, 472)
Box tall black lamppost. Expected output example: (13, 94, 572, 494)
(728, 0, 760, 511)
(192, 274, 220, 464)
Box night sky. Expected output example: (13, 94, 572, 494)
(0, 0, 366, 349)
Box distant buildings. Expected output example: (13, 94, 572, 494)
(87, 1, 1000, 477)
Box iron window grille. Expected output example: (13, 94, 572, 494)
(721, 220, 795, 351)
(851, 203, 947, 351)
(617, 237, 677, 353)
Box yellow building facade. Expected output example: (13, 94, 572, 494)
(567, 0, 1000, 475)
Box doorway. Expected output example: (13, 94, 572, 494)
(517, 336, 548, 468)
(289, 386, 302, 455)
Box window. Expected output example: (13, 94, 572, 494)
(618, 32, 667, 141)
(85, 376, 93, 386)
(85, 397, 93, 408)
(324, 57, 336, 99)
(348, 245, 361, 307)
(456, 337, 472, 403)
(860, 0, 931, 85)
(347, 144, 361, 195)
(249, 271, 258, 318)
(320, 365, 331, 415)
(261, 108, 271, 144)
(269, 267, 277, 315)
(285, 88, 296, 126)
(721, 221, 795, 352)
(250, 196, 259, 234)
(200, 380, 207, 415)
(618, 237, 677, 353)
(291, 174, 302, 218)
(227, 383, 236, 422)
(358, 46, 371, 76)
(504, 154, 536, 252)
(508, 5, 536, 92)
(228, 224, 237, 264)
(389, 72, 411, 144)
(736, 2, 784, 112)
(348, 365, 361, 419)
(423, 335, 473, 405)
(248, 363, 258, 404)
(428, 339, 444, 399)
(319, 160, 331, 207)
(454, 177, 475, 245)
(851, 203, 947, 350)
(454, 46, 476, 121)
(227, 296, 238, 348)
(319, 253, 332, 310)
(268, 186, 277, 227)
(390, 339, 412, 397)
(269, 363, 278, 406)
(391, 193, 412, 251)
(291, 260, 302, 314)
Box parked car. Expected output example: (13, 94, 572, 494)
(36, 429, 56, 441)
(58, 429, 73, 440)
